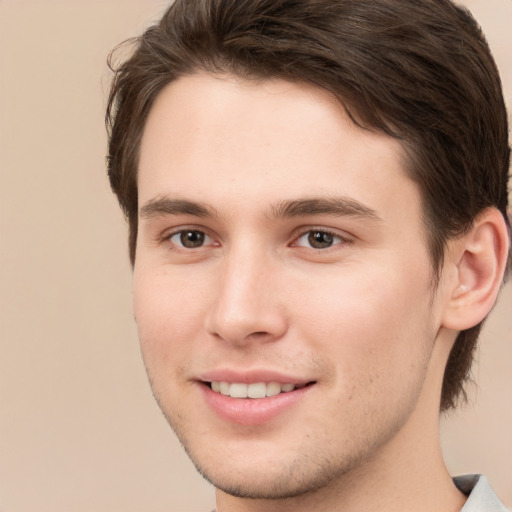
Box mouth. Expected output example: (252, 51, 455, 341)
(199, 376, 316, 425)
(206, 381, 315, 399)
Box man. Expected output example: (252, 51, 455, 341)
(106, 0, 511, 510)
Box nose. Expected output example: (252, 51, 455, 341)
(204, 246, 288, 346)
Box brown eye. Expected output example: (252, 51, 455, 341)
(171, 230, 207, 248)
(295, 230, 344, 249)
(307, 231, 334, 249)
(180, 230, 205, 248)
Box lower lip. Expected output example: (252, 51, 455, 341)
(200, 384, 313, 426)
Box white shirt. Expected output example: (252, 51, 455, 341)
(455, 475, 509, 512)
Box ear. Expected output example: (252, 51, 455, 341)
(441, 208, 510, 331)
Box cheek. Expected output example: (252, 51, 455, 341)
(295, 267, 434, 385)
(300, 276, 434, 439)
(133, 267, 209, 365)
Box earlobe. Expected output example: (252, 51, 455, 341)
(442, 208, 510, 331)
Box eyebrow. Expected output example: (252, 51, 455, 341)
(269, 197, 382, 222)
(140, 197, 217, 219)
(139, 195, 381, 223)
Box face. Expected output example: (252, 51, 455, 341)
(134, 73, 447, 500)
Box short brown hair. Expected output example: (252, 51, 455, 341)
(106, 0, 510, 411)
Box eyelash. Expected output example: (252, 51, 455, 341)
(293, 228, 348, 250)
(160, 227, 350, 252)
(161, 228, 216, 251)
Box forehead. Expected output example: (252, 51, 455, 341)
(138, 72, 417, 221)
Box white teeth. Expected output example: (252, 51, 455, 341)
(229, 383, 247, 398)
(265, 382, 282, 397)
(210, 381, 299, 398)
(247, 382, 266, 399)
(219, 381, 230, 395)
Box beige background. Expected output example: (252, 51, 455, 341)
(0, 1, 510, 511)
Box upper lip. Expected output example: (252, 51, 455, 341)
(198, 368, 314, 385)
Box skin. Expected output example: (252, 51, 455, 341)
(134, 72, 472, 512)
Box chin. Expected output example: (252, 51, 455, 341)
(191, 455, 342, 500)
(175, 428, 363, 501)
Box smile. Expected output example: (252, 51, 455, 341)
(209, 381, 307, 399)
(202, 379, 315, 425)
